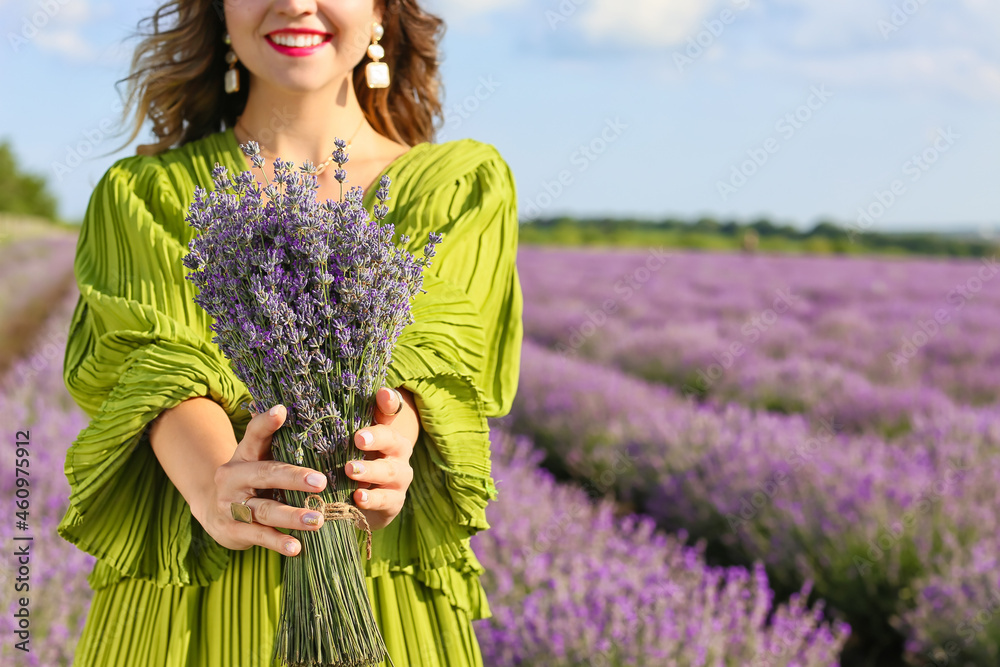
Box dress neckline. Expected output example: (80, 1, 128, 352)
(219, 125, 429, 208)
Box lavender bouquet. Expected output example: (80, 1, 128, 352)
(182, 138, 440, 667)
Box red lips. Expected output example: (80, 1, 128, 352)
(264, 28, 333, 57)
(266, 28, 331, 38)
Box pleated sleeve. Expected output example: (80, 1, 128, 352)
(58, 157, 248, 589)
(368, 141, 523, 616)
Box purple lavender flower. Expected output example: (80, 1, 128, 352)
(474, 427, 850, 665)
(182, 140, 442, 667)
(512, 245, 1000, 662)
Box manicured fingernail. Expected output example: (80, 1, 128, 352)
(303, 512, 322, 526)
(359, 490, 369, 503)
(284, 541, 298, 554)
(357, 431, 373, 447)
(306, 472, 326, 488)
(351, 461, 365, 475)
(269, 405, 284, 417)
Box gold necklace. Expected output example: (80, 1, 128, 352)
(234, 115, 366, 175)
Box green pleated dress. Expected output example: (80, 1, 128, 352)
(57, 127, 523, 667)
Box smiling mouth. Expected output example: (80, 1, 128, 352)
(266, 33, 332, 48)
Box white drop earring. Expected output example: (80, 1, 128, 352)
(223, 32, 240, 94)
(365, 22, 390, 89)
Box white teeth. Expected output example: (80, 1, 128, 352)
(271, 33, 325, 48)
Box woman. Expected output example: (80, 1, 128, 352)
(56, 0, 523, 665)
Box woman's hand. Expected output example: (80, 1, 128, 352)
(196, 404, 330, 557)
(346, 386, 420, 531)
(193, 387, 420, 557)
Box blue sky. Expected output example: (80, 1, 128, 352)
(1, 0, 998, 234)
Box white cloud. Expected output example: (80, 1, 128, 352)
(10, 0, 111, 62)
(770, 0, 884, 49)
(35, 28, 99, 60)
(761, 47, 1000, 102)
(576, 0, 725, 49)
(57, 0, 94, 23)
(962, 0, 1000, 22)
(5, 0, 92, 22)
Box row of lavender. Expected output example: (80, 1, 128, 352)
(510, 340, 1000, 663)
(513, 245, 1000, 665)
(0, 235, 847, 665)
(474, 428, 847, 665)
(0, 235, 78, 374)
(519, 246, 1000, 436)
(0, 287, 93, 667)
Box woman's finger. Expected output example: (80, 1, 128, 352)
(355, 487, 406, 514)
(374, 387, 401, 421)
(243, 496, 325, 531)
(233, 404, 286, 463)
(344, 457, 412, 489)
(354, 423, 410, 460)
(373, 386, 416, 427)
(235, 520, 304, 556)
(239, 459, 329, 496)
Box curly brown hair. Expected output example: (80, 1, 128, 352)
(110, 0, 445, 156)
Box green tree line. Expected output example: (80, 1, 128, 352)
(0, 138, 58, 221)
(2, 132, 995, 260)
(520, 216, 999, 258)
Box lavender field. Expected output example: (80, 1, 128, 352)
(521, 247, 1000, 433)
(1, 285, 93, 667)
(1, 232, 851, 665)
(511, 245, 1000, 666)
(4, 235, 994, 665)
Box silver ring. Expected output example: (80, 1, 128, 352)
(388, 387, 404, 416)
(231, 495, 254, 524)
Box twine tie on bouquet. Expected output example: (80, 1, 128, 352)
(304, 494, 373, 559)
